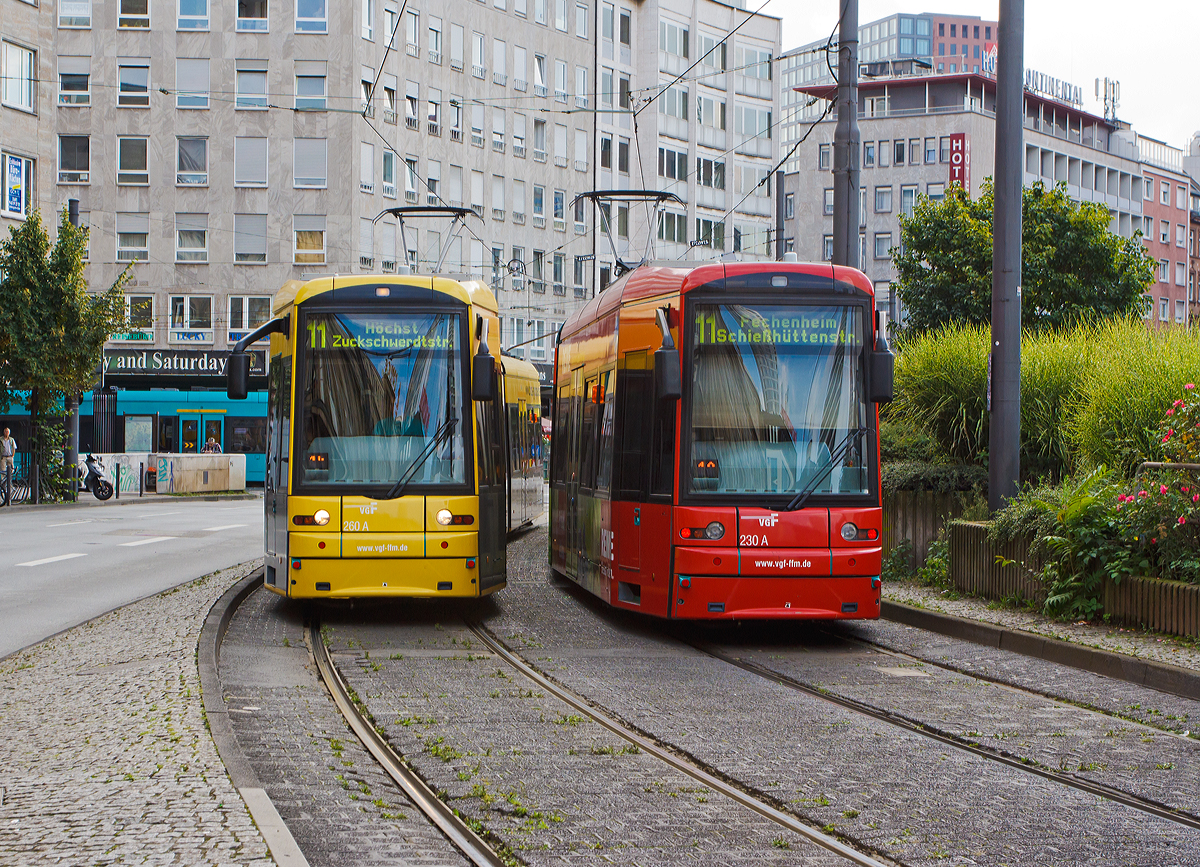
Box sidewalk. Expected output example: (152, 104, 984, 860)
(885, 578, 1200, 673)
(0, 489, 262, 514)
(0, 560, 275, 866)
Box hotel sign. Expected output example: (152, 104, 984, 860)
(948, 133, 970, 193)
(1024, 68, 1083, 108)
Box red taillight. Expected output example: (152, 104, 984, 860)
(451, 514, 474, 525)
(680, 527, 692, 538)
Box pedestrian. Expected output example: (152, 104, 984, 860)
(1, 427, 15, 475)
(200, 436, 222, 454)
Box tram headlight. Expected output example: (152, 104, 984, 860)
(436, 509, 454, 526)
(705, 521, 725, 540)
(314, 509, 331, 526)
(840, 522, 859, 542)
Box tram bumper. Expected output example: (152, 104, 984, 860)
(286, 556, 483, 598)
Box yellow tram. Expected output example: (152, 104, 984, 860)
(227, 273, 543, 599)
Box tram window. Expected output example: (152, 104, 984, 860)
(650, 400, 675, 499)
(227, 416, 267, 453)
(614, 352, 650, 498)
(551, 384, 569, 484)
(159, 416, 178, 453)
(595, 369, 615, 494)
(580, 376, 599, 489)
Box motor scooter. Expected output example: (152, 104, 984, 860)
(82, 454, 114, 501)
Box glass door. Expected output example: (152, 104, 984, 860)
(204, 418, 223, 452)
(181, 417, 200, 453)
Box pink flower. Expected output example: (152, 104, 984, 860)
(1152, 537, 1158, 544)
(1167, 408, 1175, 416)
(1139, 490, 1148, 497)
(1184, 487, 1191, 493)
(1175, 399, 1185, 407)
(1194, 493, 1199, 503)
(1179, 516, 1187, 525)
(1161, 484, 1169, 494)
(1186, 383, 1195, 390)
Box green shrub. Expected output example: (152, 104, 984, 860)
(1160, 383, 1200, 464)
(882, 461, 988, 493)
(879, 417, 941, 463)
(915, 531, 951, 588)
(1019, 326, 1093, 480)
(881, 540, 914, 582)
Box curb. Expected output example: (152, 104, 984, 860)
(199, 570, 311, 867)
(1, 492, 262, 513)
(881, 600, 1200, 702)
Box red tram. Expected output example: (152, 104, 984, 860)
(548, 260, 894, 620)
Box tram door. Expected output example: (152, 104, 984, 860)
(477, 361, 507, 590)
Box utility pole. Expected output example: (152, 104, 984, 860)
(831, 0, 860, 268)
(989, 0, 1023, 510)
(66, 198, 81, 502)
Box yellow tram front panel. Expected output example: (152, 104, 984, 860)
(342, 532, 426, 558)
(288, 557, 481, 598)
(289, 531, 341, 558)
(341, 495, 424, 533)
(425, 495, 480, 529)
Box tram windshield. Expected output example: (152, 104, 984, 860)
(298, 310, 467, 489)
(685, 302, 870, 498)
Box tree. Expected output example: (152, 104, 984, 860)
(0, 208, 129, 499)
(892, 179, 1156, 334)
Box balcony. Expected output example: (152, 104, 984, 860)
(534, 84, 547, 97)
(533, 215, 546, 228)
(361, 103, 375, 118)
(574, 159, 588, 172)
(574, 285, 586, 299)
(450, 58, 464, 72)
(429, 50, 441, 64)
(427, 191, 440, 205)
(405, 189, 418, 203)
(360, 256, 374, 268)
(406, 42, 419, 57)
(514, 79, 528, 92)
(532, 280, 546, 294)
(471, 131, 484, 147)
(383, 109, 397, 124)
(406, 115, 419, 130)
(513, 144, 526, 158)
(383, 182, 396, 198)
(450, 127, 463, 142)
(513, 212, 525, 225)
(534, 149, 547, 163)
(472, 65, 486, 79)
(493, 138, 505, 153)
(492, 208, 505, 220)
(554, 156, 568, 168)
(554, 90, 568, 103)
(575, 95, 588, 109)
(428, 121, 441, 136)
(553, 282, 565, 296)
(382, 259, 396, 272)
(574, 222, 586, 235)
(493, 73, 507, 86)
(471, 203, 484, 217)
(554, 218, 566, 232)
(360, 181, 374, 193)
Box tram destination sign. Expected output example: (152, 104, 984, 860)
(103, 348, 267, 376)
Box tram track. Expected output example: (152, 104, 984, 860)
(690, 641, 1200, 834)
(307, 619, 507, 867)
(462, 620, 897, 867)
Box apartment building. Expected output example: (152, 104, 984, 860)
(779, 11, 997, 174)
(781, 71, 1157, 325)
(594, 0, 780, 277)
(1138, 137, 1192, 327)
(15, 0, 593, 395)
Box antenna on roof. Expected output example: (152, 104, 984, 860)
(572, 189, 685, 278)
(371, 206, 479, 274)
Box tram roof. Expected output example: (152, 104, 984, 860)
(273, 274, 498, 316)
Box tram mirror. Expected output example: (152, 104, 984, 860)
(227, 353, 250, 400)
(472, 354, 497, 402)
(870, 349, 894, 403)
(654, 348, 681, 401)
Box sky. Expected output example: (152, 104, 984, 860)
(768, 0, 1200, 152)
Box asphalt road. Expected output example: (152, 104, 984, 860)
(0, 498, 264, 658)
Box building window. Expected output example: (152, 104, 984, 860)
(657, 211, 686, 244)
(295, 67, 327, 109)
(362, 0, 375, 39)
(819, 144, 831, 170)
(1159, 259, 1169, 283)
(120, 0, 150, 28)
(618, 138, 629, 174)
(118, 61, 150, 107)
(1177, 262, 1187, 287)
(576, 2, 588, 38)
(1178, 299, 1187, 323)
(784, 192, 794, 220)
(176, 137, 208, 185)
(555, 0, 567, 31)
(294, 215, 326, 264)
(170, 295, 213, 333)
(600, 136, 612, 169)
(296, 0, 326, 32)
(822, 234, 833, 261)
(659, 20, 689, 58)
(875, 186, 892, 213)
(893, 140, 905, 165)
(236, 67, 267, 108)
(237, 0, 267, 31)
(294, 138, 328, 187)
(229, 296, 272, 335)
(695, 218, 724, 250)
(58, 136, 90, 184)
(900, 184, 919, 216)
(175, 214, 209, 262)
(178, 0, 209, 30)
(234, 137, 268, 186)
(123, 296, 154, 338)
(1178, 185, 1188, 210)
(117, 137, 149, 185)
(658, 147, 687, 180)
(939, 136, 951, 162)
(696, 157, 724, 189)
(1159, 297, 1168, 320)
(59, 0, 92, 27)
(1161, 181, 1170, 205)
(116, 213, 150, 261)
(234, 214, 268, 263)
(1161, 220, 1170, 244)
(1141, 293, 1153, 320)
(863, 142, 875, 167)
(823, 188, 834, 215)
(927, 182, 945, 201)
(874, 232, 893, 259)
(59, 58, 91, 104)
(176, 58, 209, 107)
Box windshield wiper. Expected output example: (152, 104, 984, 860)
(381, 417, 459, 500)
(783, 427, 867, 512)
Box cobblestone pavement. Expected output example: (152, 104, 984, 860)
(468, 528, 1200, 867)
(0, 560, 273, 867)
(321, 610, 853, 864)
(886, 580, 1200, 671)
(219, 585, 472, 867)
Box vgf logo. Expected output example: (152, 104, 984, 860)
(755, 513, 779, 527)
(355, 502, 378, 515)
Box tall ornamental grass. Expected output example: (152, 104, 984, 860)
(888, 318, 1200, 478)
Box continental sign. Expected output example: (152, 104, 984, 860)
(103, 348, 267, 376)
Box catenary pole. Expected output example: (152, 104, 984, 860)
(66, 198, 81, 502)
(831, 0, 860, 268)
(989, 0, 1023, 510)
